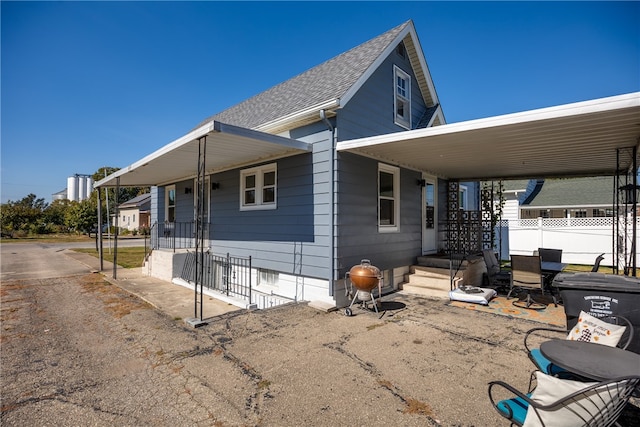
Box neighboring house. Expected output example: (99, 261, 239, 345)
(94, 20, 640, 308)
(519, 177, 614, 219)
(115, 193, 151, 232)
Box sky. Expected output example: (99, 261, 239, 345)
(2, 1, 639, 204)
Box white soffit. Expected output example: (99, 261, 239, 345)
(337, 92, 640, 180)
(95, 121, 312, 188)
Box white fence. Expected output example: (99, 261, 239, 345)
(495, 217, 640, 267)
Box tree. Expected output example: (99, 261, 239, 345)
(64, 199, 96, 234)
(0, 194, 48, 235)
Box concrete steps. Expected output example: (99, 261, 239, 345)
(400, 255, 486, 299)
(400, 265, 462, 299)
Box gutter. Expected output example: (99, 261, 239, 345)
(320, 109, 337, 297)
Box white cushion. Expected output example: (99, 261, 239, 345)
(566, 311, 626, 347)
(523, 372, 606, 427)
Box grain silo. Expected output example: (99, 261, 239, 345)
(67, 176, 79, 201)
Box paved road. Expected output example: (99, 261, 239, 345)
(0, 239, 144, 282)
(2, 243, 639, 426)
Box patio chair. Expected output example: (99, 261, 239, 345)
(538, 248, 563, 263)
(507, 255, 557, 310)
(523, 315, 633, 378)
(482, 249, 511, 292)
(592, 253, 605, 272)
(488, 373, 640, 427)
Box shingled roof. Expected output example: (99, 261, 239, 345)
(522, 177, 614, 207)
(194, 20, 439, 134)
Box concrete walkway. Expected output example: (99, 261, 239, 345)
(64, 250, 241, 323)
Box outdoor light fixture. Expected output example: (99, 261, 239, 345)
(184, 187, 192, 194)
(211, 182, 220, 190)
(416, 179, 426, 187)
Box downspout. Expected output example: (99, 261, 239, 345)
(320, 109, 336, 297)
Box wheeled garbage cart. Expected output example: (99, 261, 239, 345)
(553, 272, 640, 353)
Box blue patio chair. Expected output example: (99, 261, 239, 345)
(488, 374, 640, 426)
(523, 315, 633, 378)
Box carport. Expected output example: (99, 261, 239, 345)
(336, 92, 640, 272)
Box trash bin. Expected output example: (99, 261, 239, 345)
(553, 272, 640, 353)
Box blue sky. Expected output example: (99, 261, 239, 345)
(2, 1, 639, 204)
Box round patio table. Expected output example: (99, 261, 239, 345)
(540, 340, 640, 381)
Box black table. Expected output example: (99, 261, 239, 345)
(540, 340, 640, 381)
(541, 261, 568, 274)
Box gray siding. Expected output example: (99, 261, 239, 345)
(337, 46, 428, 141)
(336, 152, 422, 276)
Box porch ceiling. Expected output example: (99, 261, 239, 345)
(337, 92, 640, 180)
(95, 121, 312, 188)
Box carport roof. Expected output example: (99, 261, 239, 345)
(337, 92, 640, 180)
(95, 121, 312, 188)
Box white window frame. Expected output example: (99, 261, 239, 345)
(165, 185, 176, 222)
(394, 65, 411, 129)
(240, 163, 277, 211)
(459, 185, 468, 211)
(378, 163, 400, 233)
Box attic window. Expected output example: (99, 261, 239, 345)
(394, 66, 411, 129)
(396, 42, 406, 59)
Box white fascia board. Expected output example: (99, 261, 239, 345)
(407, 25, 440, 108)
(213, 121, 312, 152)
(95, 122, 215, 188)
(337, 92, 640, 151)
(254, 99, 340, 133)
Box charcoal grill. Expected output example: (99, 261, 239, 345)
(344, 259, 382, 316)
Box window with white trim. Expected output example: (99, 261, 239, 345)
(378, 163, 400, 232)
(394, 65, 411, 129)
(240, 163, 277, 210)
(165, 185, 176, 222)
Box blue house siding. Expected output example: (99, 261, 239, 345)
(206, 129, 334, 280)
(336, 152, 422, 276)
(337, 48, 428, 141)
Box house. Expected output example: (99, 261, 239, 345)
(114, 193, 151, 232)
(94, 20, 640, 309)
(519, 177, 614, 219)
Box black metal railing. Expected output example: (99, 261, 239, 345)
(150, 221, 209, 251)
(181, 251, 252, 301)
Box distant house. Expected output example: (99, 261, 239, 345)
(115, 193, 151, 232)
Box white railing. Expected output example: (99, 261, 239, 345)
(495, 217, 640, 267)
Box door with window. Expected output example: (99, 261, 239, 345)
(422, 176, 437, 254)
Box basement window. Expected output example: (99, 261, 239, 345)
(394, 66, 411, 129)
(240, 163, 277, 210)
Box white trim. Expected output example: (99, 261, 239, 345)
(393, 65, 411, 129)
(254, 99, 340, 133)
(165, 185, 176, 222)
(240, 163, 277, 211)
(378, 163, 400, 232)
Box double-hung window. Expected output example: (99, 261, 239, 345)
(378, 163, 400, 232)
(240, 163, 277, 210)
(394, 65, 411, 129)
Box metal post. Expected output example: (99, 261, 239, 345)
(632, 145, 637, 276)
(97, 187, 104, 271)
(113, 177, 120, 279)
(187, 135, 208, 327)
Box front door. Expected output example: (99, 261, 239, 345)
(422, 175, 437, 254)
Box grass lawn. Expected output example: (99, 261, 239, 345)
(73, 247, 147, 269)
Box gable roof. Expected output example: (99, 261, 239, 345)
(194, 20, 441, 134)
(119, 193, 151, 209)
(522, 177, 614, 208)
